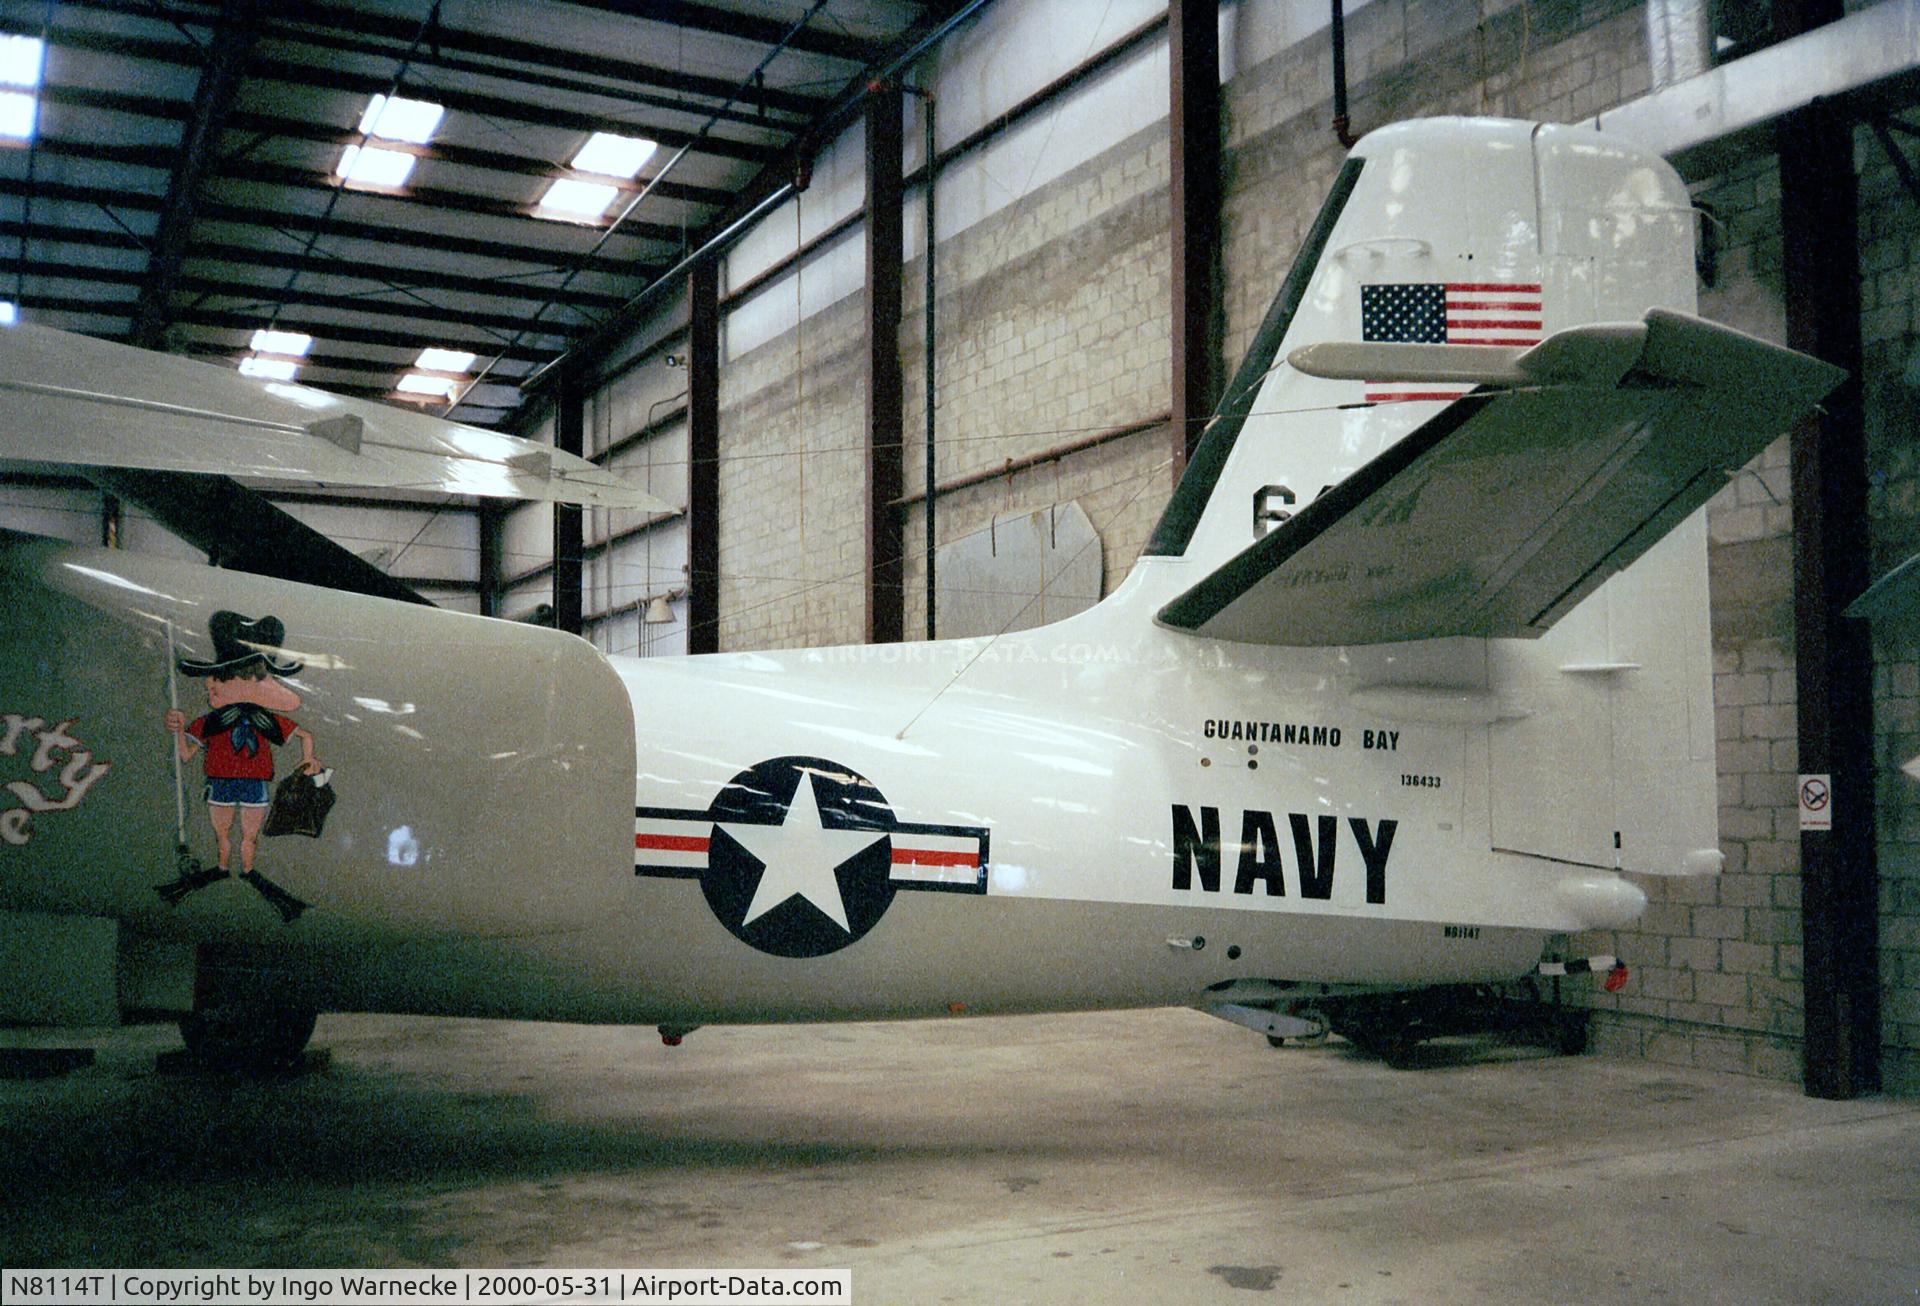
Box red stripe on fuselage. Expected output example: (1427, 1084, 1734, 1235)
(636, 833, 711, 852)
(892, 848, 979, 867)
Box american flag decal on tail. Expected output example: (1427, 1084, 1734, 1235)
(1359, 282, 1544, 402)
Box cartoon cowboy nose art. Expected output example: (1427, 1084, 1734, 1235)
(157, 611, 330, 924)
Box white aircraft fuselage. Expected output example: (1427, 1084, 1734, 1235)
(2, 118, 1835, 1037)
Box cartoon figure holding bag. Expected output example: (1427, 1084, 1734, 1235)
(158, 611, 320, 923)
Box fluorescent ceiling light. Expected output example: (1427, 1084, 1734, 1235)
(239, 355, 299, 381)
(415, 346, 476, 373)
(0, 90, 36, 141)
(536, 178, 618, 221)
(396, 372, 457, 398)
(571, 132, 657, 180)
(250, 329, 313, 357)
(0, 36, 44, 89)
(337, 144, 416, 188)
(358, 93, 444, 144)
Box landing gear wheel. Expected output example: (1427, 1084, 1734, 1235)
(1553, 1010, 1591, 1056)
(1266, 1034, 1287, 1048)
(1344, 1025, 1419, 1067)
(179, 1001, 318, 1073)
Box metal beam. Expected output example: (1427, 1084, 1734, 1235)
(36, 82, 193, 123)
(215, 159, 691, 249)
(1590, 1, 1920, 179)
(553, 0, 876, 63)
(176, 307, 562, 363)
(271, 15, 819, 130)
(221, 111, 736, 208)
(553, 371, 586, 636)
(175, 273, 592, 339)
(1169, 0, 1222, 475)
(686, 258, 720, 654)
(0, 172, 163, 212)
(174, 240, 625, 313)
(194, 201, 654, 280)
(1775, 13, 1880, 1099)
(0, 165, 657, 281)
(478, 500, 505, 619)
(865, 89, 905, 646)
(247, 56, 780, 166)
(174, 345, 518, 385)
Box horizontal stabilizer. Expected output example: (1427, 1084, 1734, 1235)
(1158, 311, 1844, 645)
(1848, 551, 1920, 622)
(0, 322, 669, 511)
(1288, 322, 1648, 387)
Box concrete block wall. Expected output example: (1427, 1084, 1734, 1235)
(713, 287, 869, 650)
(897, 118, 1176, 635)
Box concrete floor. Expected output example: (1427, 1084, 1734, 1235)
(2, 1009, 1917, 1304)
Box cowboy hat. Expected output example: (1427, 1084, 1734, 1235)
(176, 610, 304, 678)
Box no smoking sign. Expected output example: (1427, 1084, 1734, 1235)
(1798, 773, 1833, 832)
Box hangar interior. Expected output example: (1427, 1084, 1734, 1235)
(5, 0, 1920, 1292)
(2, 0, 1919, 1213)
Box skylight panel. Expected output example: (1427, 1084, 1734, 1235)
(337, 144, 416, 189)
(250, 329, 312, 357)
(396, 373, 457, 398)
(239, 356, 299, 381)
(0, 90, 36, 141)
(416, 347, 476, 373)
(536, 178, 618, 222)
(358, 93, 444, 144)
(571, 132, 657, 180)
(0, 36, 44, 89)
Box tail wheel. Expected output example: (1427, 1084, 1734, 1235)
(178, 1001, 318, 1073)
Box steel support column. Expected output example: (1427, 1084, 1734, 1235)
(687, 258, 722, 654)
(1779, 97, 1880, 1095)
(478, 501, 504, 618)
(1169, 0, 1223, 474)
(552, 371, 586, 637)
(131, 0, 260, 348)
(865, 88, 906, 645)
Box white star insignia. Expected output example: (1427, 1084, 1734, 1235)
(719, 770, 885, 933)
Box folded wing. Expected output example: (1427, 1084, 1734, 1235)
(1156, 310, 1844, 646)
(0, 321, 669, 511)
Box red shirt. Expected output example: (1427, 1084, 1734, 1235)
(187, 712, 296, 781)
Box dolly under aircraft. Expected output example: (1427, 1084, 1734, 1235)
(0, 118, 1843, 1069)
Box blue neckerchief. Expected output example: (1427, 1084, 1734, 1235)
(202, 704, 288, 756)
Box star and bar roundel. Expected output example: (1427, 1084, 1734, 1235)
(635, 756, 990, 958)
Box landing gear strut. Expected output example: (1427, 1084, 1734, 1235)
(178, 997, 318, 1073)
(1319, 982, 1590, 1066)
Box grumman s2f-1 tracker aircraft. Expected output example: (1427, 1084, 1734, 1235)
(0, 118, 1842, 1071)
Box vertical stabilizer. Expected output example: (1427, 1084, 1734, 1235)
(1142, 118, 1698, 576)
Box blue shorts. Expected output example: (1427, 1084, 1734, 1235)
(205, 777, 269, 807)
